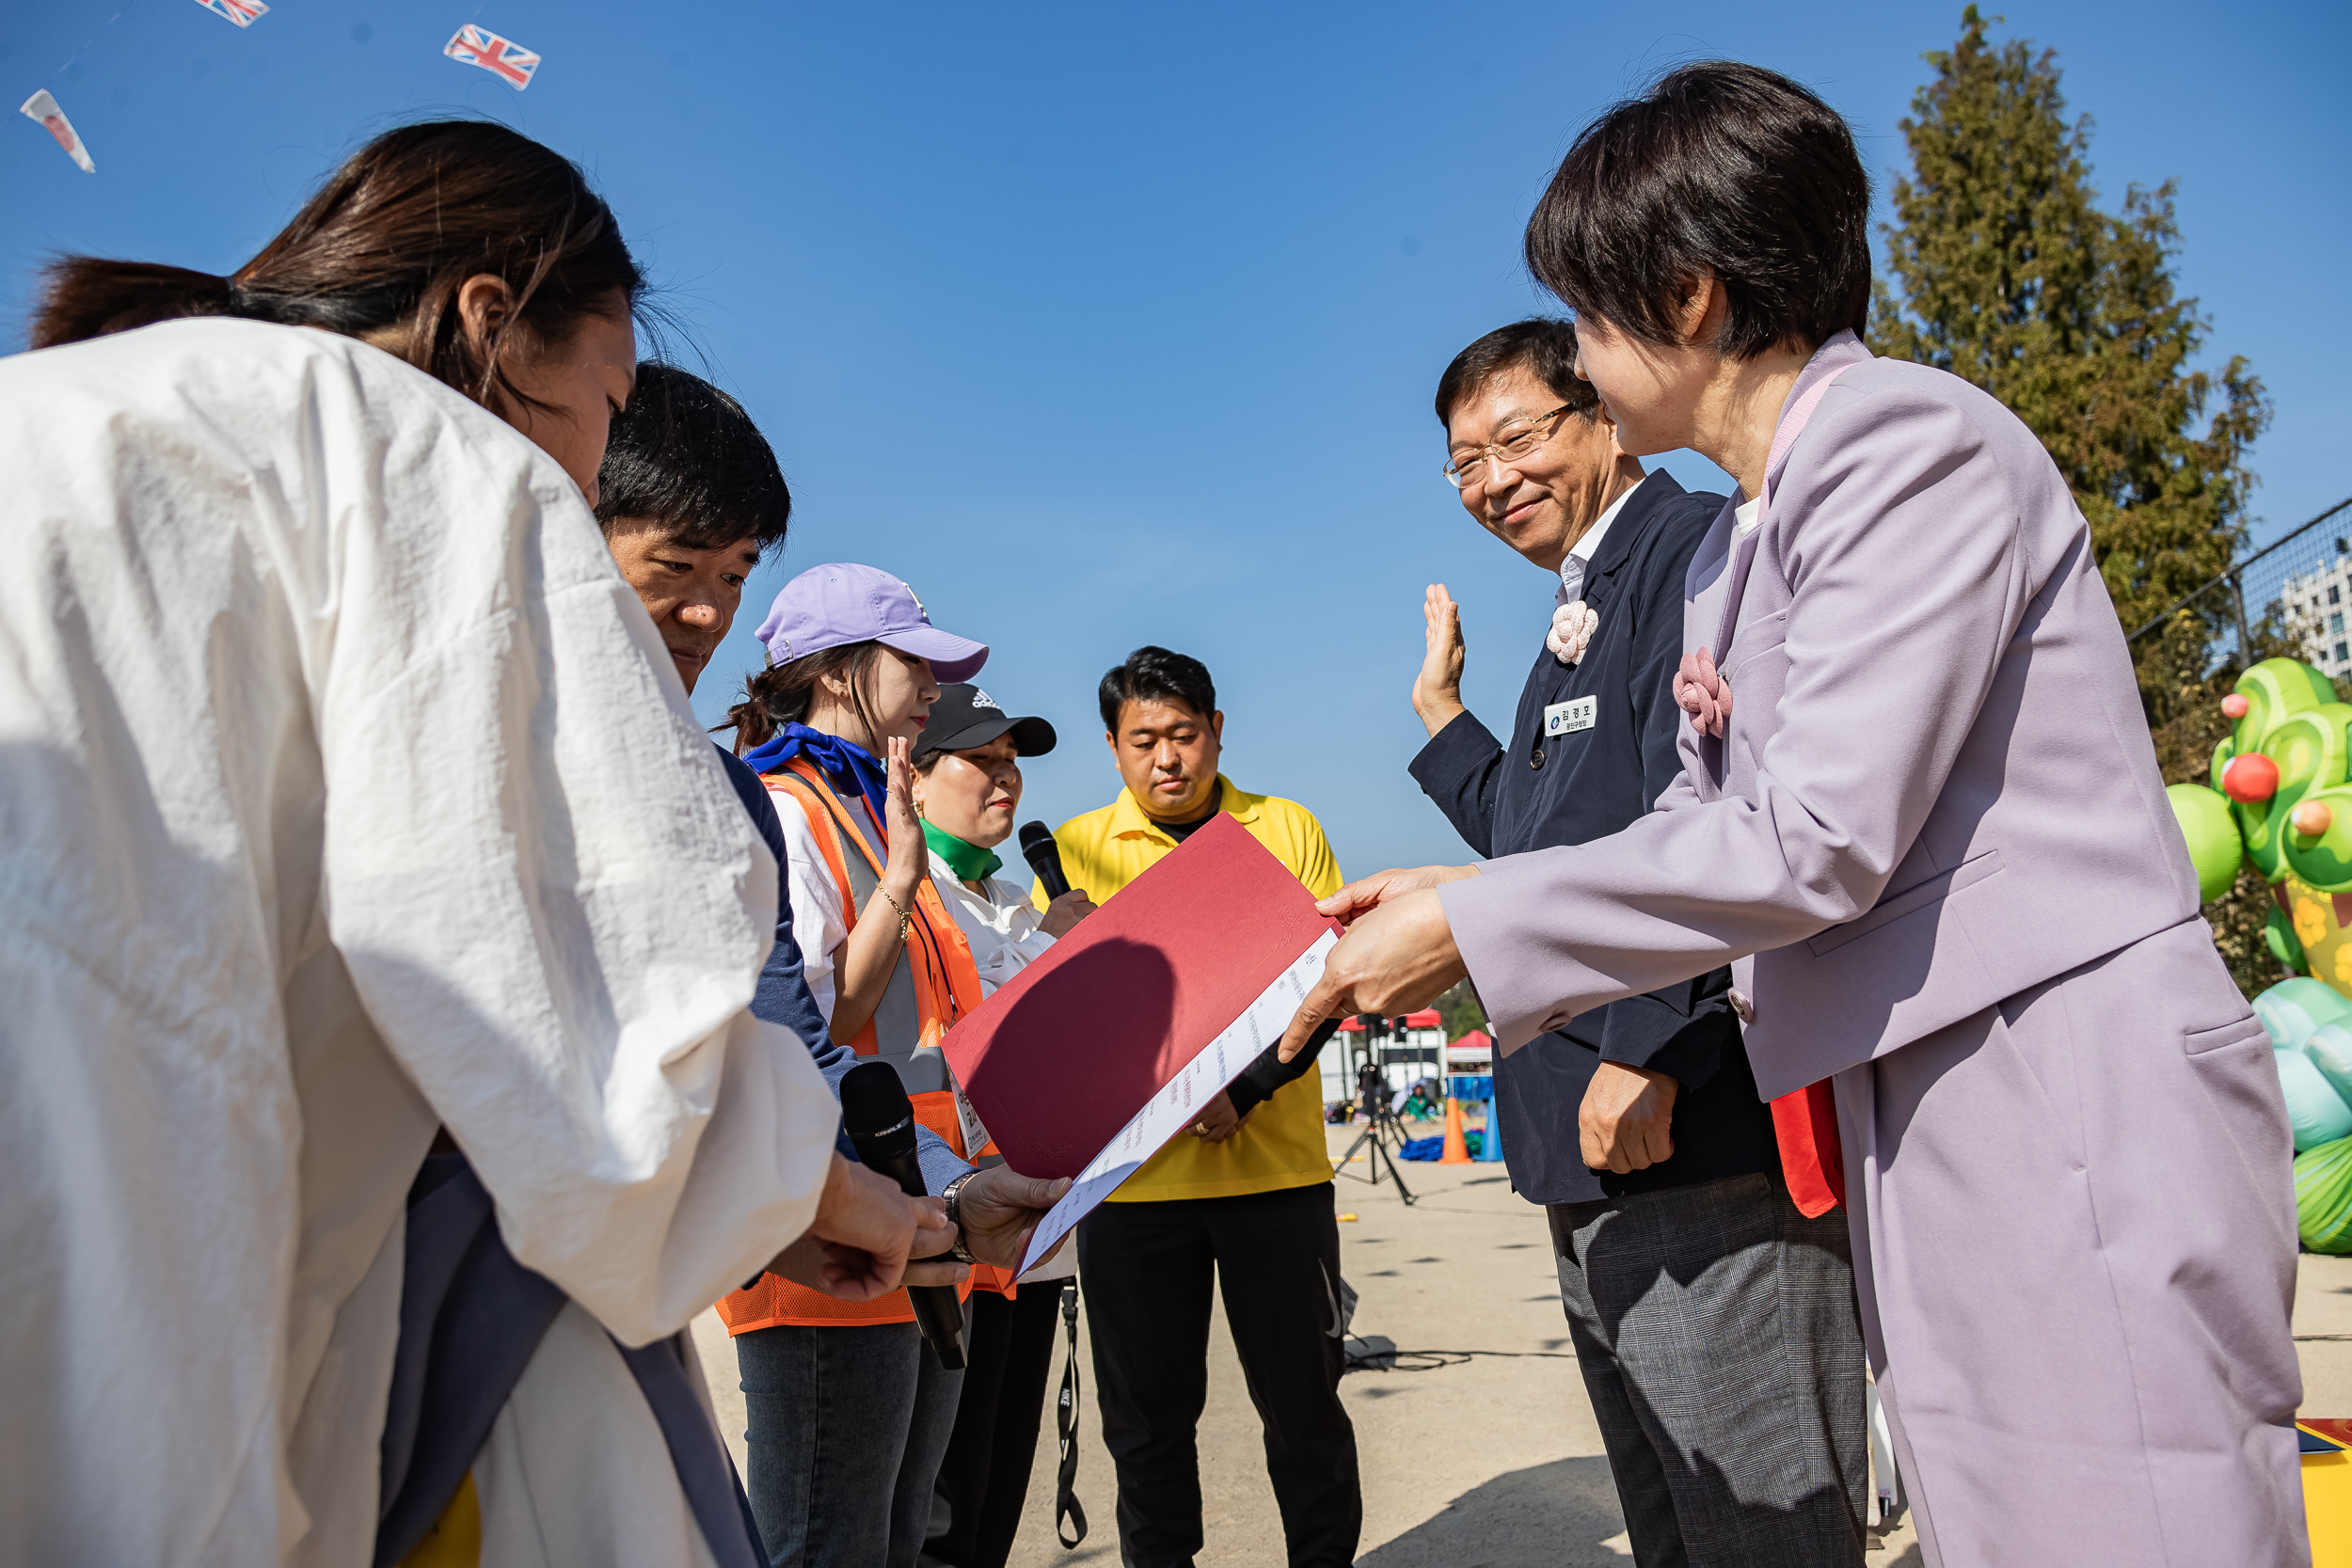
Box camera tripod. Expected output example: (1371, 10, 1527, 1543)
(1333, 1063, 1417, 1205)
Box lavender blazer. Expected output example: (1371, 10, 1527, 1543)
(1442, 331, 2203, 1099)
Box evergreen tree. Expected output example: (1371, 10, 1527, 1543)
(1870, 6, 2270, 723)
(1434, 977, 1487, 1043)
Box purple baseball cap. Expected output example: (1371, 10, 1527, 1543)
(754, 562, 989, 683)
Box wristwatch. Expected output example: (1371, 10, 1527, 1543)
(939, 1170, 979, 1265)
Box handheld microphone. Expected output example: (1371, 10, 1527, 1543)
(840, 1062, 967, 1370)
(1020, 820, 1073, 901)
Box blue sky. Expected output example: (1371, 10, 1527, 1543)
(6, 0, 2346, 875)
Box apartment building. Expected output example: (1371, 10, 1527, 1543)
(2279, 550, 2352, 676)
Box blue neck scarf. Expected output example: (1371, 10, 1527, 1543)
(742, 722, 888, 816)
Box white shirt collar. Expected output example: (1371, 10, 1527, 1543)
(1555, 473, 1647, 607)
(1568, 473, 1645, 565)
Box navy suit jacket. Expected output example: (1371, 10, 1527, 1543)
(1409, 472, 1776, 1204)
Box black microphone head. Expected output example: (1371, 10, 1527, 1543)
(1019, 820, 1072, 897)
(840, 1061, 919, 1164)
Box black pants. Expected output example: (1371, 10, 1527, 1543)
(1075, 1181, 1359, 1568)
(926, 1284, 1064, 1568)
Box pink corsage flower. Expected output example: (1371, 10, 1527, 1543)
(1674, 647, 1733, 738)
(1548, 600, 1598, 666)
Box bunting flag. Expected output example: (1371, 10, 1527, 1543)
(442, 24, 541, 90)
(20, 89, 95, 173)
(193, 0, 270, 25)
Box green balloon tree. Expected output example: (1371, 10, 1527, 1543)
(2169, 657, 2352, 985)
(2169, 657, 2352, 1252)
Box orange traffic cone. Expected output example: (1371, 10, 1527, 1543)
(1439, 1097, 1473, 1164)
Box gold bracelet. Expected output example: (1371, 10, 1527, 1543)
(876, 887, 913, 942)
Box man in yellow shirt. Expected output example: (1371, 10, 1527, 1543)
(1036, 646, 1359, 1568)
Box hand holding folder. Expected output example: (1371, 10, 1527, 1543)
(941, 816, 1340, 1268)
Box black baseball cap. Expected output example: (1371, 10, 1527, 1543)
(913, 684, 1057, 763)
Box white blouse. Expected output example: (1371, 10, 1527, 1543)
(927, 863, 1076, 1281)
(772, 788, 857, 1020)
(929, 864, 1057, 996)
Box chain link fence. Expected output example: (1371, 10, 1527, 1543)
(2128, 497, 2352, 673)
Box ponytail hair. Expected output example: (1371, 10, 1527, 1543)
(32, 261, 241, 344)
(723, 642, 882, 754)
(30, 120, 643, 415)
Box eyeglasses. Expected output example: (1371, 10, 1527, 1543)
(1442, 404, 1574, 490)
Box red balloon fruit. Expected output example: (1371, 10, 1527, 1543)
(2223, 752, 2280, 803)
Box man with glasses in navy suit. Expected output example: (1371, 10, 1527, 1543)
(1405, 319, 1868, 1567)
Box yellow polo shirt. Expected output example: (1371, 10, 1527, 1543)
(1033, 775, 1342, 1202)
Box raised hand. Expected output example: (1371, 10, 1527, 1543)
(832, 736, 933, 1041)
(1412, 583, 1468, 737)
(882, 735, 928, 902)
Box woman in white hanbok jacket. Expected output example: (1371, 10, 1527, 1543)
(0, 122, 931, 1568)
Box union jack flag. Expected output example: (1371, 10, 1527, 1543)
(443, 24, 540, 90)
(193, 0, 269, 25)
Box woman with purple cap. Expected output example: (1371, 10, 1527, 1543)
(714, 562, 999, 1568)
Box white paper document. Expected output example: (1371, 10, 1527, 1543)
(1017, 927, 1337, 1273)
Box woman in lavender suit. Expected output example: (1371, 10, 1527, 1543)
(1280, 63, 2305, 1567)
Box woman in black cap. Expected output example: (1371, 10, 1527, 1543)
(911, 684, 1095, 1568)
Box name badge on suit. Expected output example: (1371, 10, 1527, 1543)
(1545, 696, 1597, 736)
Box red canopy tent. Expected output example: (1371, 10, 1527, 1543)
(1337, 1009, 1443, 1031)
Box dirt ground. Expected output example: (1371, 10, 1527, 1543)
(696, 1124, 2352, 1567)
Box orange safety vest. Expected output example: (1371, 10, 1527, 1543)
(715, 755, 1011, 1332)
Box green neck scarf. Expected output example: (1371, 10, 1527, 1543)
(921, 819, 1003, 883)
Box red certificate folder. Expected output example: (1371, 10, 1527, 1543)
(941, 813, 1337, 1182)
